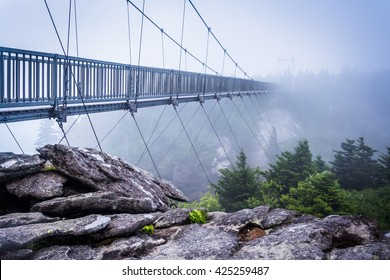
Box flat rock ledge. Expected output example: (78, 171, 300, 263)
(0, 146, 389, 260)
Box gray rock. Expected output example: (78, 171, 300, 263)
(0, 212, 59, 228)
(32, 234, 165, 260)
(31, 191, 162, 216)
(206, 205, 271, 232)
(142, 224, 238, 260)
(0, 248, 33, 260)
(234, 223, 328, 260)
(0, 153, 45, 183)
(154, 208, 192, 228)
(322, 215, 379, 246)
(93, 213, 160, 239)
(260, 208, 300, 228)
(0, 214, 110, 252)
(234, 215, 381, 260)
(97, 235, 166, 260)
(329, 238, 390, 260)
(33, 245, 98, 260)
(6, 172, 66, 199)
(37, 145, 188, 211)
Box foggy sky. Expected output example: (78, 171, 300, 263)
(1, 0, 389, 77)
(1, 0, 390, 155)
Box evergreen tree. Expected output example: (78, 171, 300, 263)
(331, 137, 380, 190)
(264, 139, 315, 194)
(211, 149, 261, 212)
(378, 147, 390, 184)
(280, 171, 348, 217)
(314, 154, 329, 172)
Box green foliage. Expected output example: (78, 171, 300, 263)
(141, 224, 155, 235)
(265, 139, 315, 195)
(258, 180, 284, 208)
(314, 154, 329, 172)
(189, 209, 207, 224)
(378, 147, 390, 184)
(280, 171, 348, 217)
(331, 137, 381, 190)
(178, 191, 224, 212)
(211, 149, 262, 212)
(344, 186, 390, 229)
(42, 163, 57, 172)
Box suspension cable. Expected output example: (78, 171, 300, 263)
(4, 123, 25, 154)
(126, 0, 219, 76)
(174, 106, 211, 184)
(177, 100, 217, 167)
(131, 112, 161, 178)
(58, 115, 80, 145)
(137, 103, 187, 163)
(66, 0, 72, 56)
(135, 0, 146, 104)
(94, 111, 129, 149)
(240, 96, 275, 162)
(126, 0, 132, 65)
(44, 0, 102, 152)
(178, 0, 187, 72)
(157, 104, 201, 167)
(200, 102, 232, 166)
(188, 0, 253, 80)
(230, 98, 273, 163)
(73, 0, 79, 57)
(160, 29, 165, 68)
(137, 105, 167, 165)
(217, 99, 241, 152)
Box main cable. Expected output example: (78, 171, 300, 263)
(126, 0, 219, 76)
(188, 0, 252, 80)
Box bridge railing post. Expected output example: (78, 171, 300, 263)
(52, 54, 58, 107)
(0, 51, 3, 103)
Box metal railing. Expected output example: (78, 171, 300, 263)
(0, 46, 275, 108)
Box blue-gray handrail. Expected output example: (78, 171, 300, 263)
(0, 46, 275, 109)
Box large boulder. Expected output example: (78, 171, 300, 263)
(0, 153, 45, 183)
(6, 171, 66, 200)
(142, 224, 238, 260)
(233, 215, 380, 260)
(0, 212, 59, 228)
(30, 191, 164, 216)
(37, 145, 188, 210)
(0, 214, 110, 252)
(92, 213, 160, 239)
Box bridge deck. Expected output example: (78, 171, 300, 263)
(0, 47, 276, 123)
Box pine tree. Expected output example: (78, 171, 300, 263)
(378, 147, 390, 185)
(314, 154, 329, 172)
(280, 171, 348, 217)
(331, 137, 380, 190)
(211, 149, 261, 212)
(265, 139, 315, 194)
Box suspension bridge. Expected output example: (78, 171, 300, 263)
(1, 0, 280, 184)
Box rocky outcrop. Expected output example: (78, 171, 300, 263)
(37, 145, 188, 206)
(0, 146, 389, 260)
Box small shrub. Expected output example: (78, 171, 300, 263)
(141, 224, 155, 235)
(189, 209, 207, 224)
(42, 163, 57, 172)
